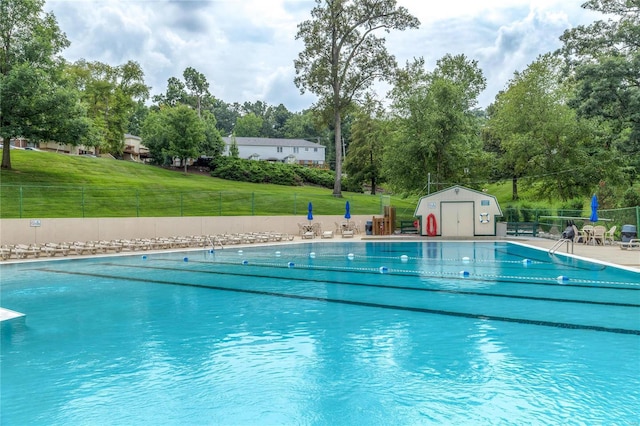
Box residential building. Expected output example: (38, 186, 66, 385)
(222, 137, 326, 167)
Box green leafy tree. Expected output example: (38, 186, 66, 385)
(229, 134, 240, 158)
(200, 110, 225, 158)
(183, 67, 210, 118)
(0, 0, 95, 169)
(66, 59, 149, 155)
(294, 0, 420, 197)
(152, 76, 187, 107)
(234, 113, 263, 137)
(487, 54, 598, 201)
(343, 97, 387, 194)
(165, 105, 205, 173)
(559, 0, 640, 183)
(385, 55, 487, 193)
(210, 98, 240, 136)
(140, 107, 171, 165)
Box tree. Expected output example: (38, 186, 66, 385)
(559, 0, 640, 183)
(0, 0, 94, 169)
(141, 105, 212, 172)
(66, 59, 149, 155)
(343, 97, 387, 194)
(486, 54, 599, 201)
(165, 105, 205, 173)
(229, 134, 240, 158)
(200, 110, 225, 158)
(183, 67, 210, 118)
(152, 76, 187, 107)
(234, 113, 263, 137)
(385, 55, 487, 193)
(294, 0, 420, 197)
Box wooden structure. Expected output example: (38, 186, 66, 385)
(373, 206, 396, 235)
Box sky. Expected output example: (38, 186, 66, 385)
(44, 0, 603, 112)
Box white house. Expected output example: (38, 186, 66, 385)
(222, 137, 326, 167)
(414, 185, 503, 237)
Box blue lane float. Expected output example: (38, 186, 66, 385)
(288, 262, 295, 268)
(557, 275, 569, 284)
(242, 260, 249, 265)
(183, 257, 189, 262)
(379, 266, 388, 274)
(142, 255, 147, 260)
(522, 258, 531, 266)
(459, 270, 470, 277)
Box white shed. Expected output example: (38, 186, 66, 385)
(414, 185, 503, 237)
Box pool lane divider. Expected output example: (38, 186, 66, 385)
(174, 256, 640, 289)
(36, 266, 640, 336)
(101, 261, 640, 308)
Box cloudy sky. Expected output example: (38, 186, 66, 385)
(44, 0, 602, 111)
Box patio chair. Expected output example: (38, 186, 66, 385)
(40, 242, 70, 257)
(581, 225, 594, 244)
(592, 225, 606, 245)
(603, 225, 616, 245)
(620, 239, 640, 250)
(322, 230, 334, 239)
(14, 244, 41, 259)
(571, 225, 584, 244)
(0, 245, 13, 260)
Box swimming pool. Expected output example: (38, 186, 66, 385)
(2, 241, 639, 424)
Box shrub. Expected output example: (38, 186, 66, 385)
(211, 157, 336, 189)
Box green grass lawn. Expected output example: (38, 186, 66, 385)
(0, 150, 419, 219)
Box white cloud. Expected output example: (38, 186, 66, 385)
(45, 0, 601, 112)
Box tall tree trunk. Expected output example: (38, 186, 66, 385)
(512, 176, 519, 200)
(1, 142, 11, 169)
(333, 110, 342, 197)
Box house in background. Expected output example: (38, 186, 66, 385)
(36, 140, 96, 156)
(122, 134, 149, 162)
(222, 137, 326, 167)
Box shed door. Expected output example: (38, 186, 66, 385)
(441, 202, 474, 237)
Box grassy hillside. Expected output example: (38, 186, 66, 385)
(0, 150, 419, 219)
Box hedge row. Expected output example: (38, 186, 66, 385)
(209, 157, 362, 192)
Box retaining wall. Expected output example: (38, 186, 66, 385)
(0, 215, 371, 245)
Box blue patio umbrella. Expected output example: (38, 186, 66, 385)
(590, 194, 598, 222)
(345, 201, 351, 221)
(307, 202, 313, 221)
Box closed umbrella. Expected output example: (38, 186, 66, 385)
(345, 201, 351, 221)
(307, 202, 313, 222)
(590, 194, 598, 222)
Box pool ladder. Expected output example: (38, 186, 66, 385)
(549, 238, 573, 255)
(207, 236, 224, 250)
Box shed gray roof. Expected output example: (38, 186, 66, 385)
(222, 137, 324, 148)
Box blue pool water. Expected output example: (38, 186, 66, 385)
(1, 241, 639, 424)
